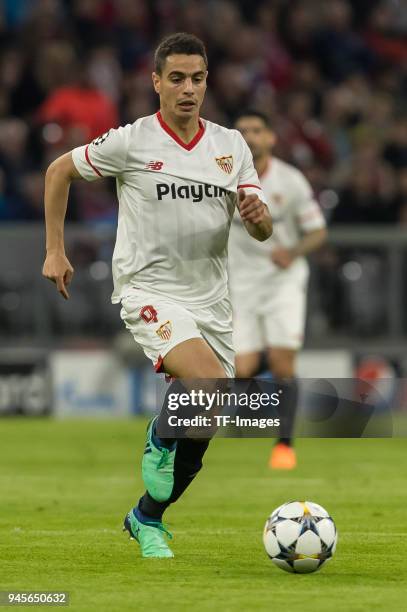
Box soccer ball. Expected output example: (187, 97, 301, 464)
(263, 501, 337, 573)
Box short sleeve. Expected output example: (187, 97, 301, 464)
(294, 173, 326, 232)
(71, 125, 131, 181)
(236, 134, 266, 201)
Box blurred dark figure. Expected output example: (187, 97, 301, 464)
(313, 0, 375, 81)
(332, 161, 399, 224)
(384, 117, 407, 170)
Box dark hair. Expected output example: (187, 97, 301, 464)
(154, 32, 208, 75)
(234, 110, 273, 129)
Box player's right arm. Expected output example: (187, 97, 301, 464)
(42, 152, 81, 300)
(42, 125, 130, 299)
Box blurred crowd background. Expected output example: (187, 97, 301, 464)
(0, 0, 406, 347)
(0, 0, 406, 224)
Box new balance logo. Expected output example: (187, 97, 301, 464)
(146, 161, 164, 170)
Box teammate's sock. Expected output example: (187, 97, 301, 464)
(278, 437, 292, 447)
(278, 377, 298, 443)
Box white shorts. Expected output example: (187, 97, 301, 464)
(232, 278, 307, 353)
(120, 289, 235, 378)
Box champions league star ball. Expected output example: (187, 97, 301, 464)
(263, 501, 337, 573)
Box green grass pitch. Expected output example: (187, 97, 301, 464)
(1, 418, 406, 612)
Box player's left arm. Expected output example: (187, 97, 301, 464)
(236, 136, 273, 242)
(292, 227, 327, 256)
(271, 173, 327, 269)
(271, 227, 327, 268)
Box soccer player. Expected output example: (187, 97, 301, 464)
(228, 110, 327, 470)
(42, 34, 272, 558)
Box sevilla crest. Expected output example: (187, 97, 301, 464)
(215, 155, 233, 174)
(156, 320, 172, 341)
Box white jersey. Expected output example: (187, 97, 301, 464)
(228, 157, 326, 298)
(72, 112, 264, 306)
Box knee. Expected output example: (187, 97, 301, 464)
(236, 363, 257, 378)
(235, 354, 260, 378)
(268, 354, 296, 380)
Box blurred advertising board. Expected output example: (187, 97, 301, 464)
(50, 350, 132, 417)
(0, 349, 51, 416)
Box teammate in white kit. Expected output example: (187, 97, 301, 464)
(228, 111, 327, 470)
(42, 34, 272, 558)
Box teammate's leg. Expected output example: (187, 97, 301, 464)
(233, 302, 264, 378)
(235, 351, 262, 378)
(267, 347, 298, 470)
(261, 276, 306, 470)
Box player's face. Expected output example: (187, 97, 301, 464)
(235, 117, 275, 160)
(152, 54, 207, 120)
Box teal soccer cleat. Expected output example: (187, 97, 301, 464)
(142, 416, 176, 502)
(123, 508, 174, 558)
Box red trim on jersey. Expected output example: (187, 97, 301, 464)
(237, 183, 261, 190)
(156, 111, 205, 151)
(154, 354, 164, 373)
(85, 145, 103, 177)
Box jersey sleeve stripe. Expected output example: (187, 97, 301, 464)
(237, 183, 261, 190)
(85, 145, 103, 177)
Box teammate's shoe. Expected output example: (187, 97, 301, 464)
(269, 443, 297, 470)
(142, 416, 176, 502)
(123, 508, 174, 558)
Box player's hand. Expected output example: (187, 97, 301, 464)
(238, 189, 267, 224)
(42, 252, 74, 300)
(271, 246, 296, 269)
